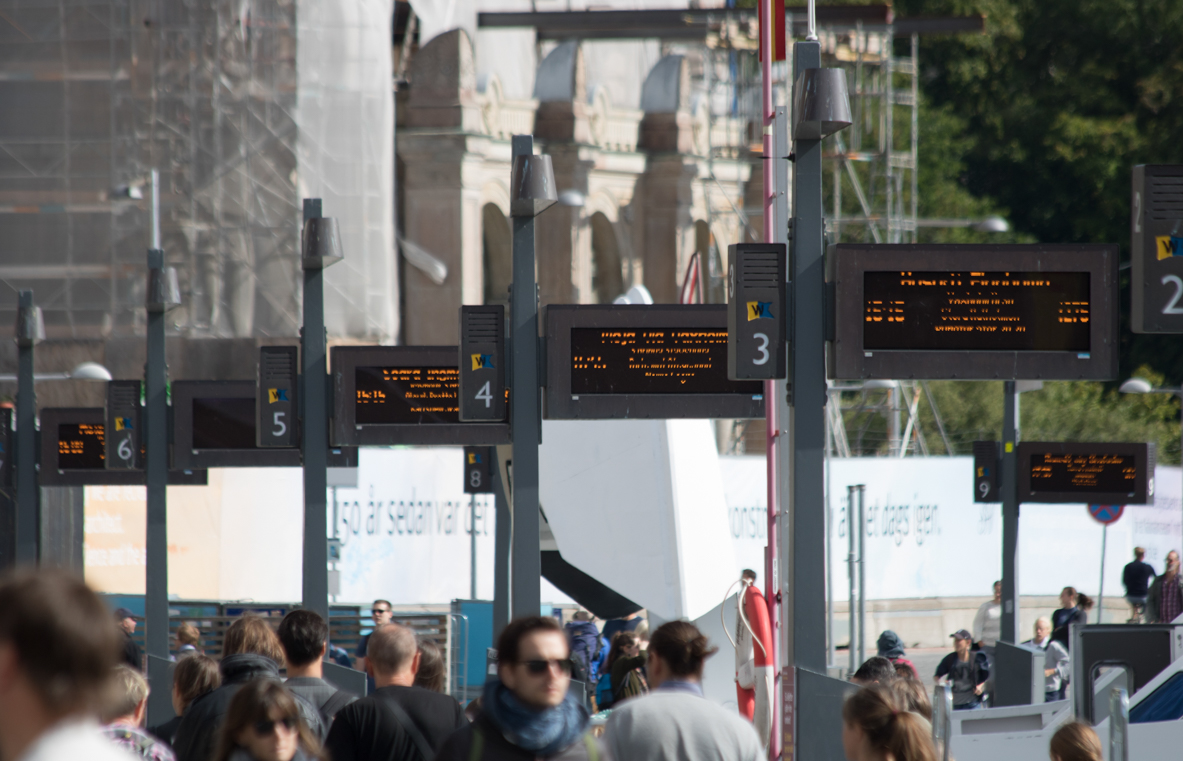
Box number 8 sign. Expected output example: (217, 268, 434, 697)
(464, 446, 495, 494)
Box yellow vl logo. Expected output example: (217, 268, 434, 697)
(1157, 235, 1183, 260)
(114, 417, 132, 431)
(471, 353, 494, 370)
(268, 388, 289, 404)
(746, 300, 774, 321)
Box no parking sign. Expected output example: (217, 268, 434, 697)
(1088, 504, 1125, 525)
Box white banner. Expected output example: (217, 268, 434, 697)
(721, 456, 1183, 601)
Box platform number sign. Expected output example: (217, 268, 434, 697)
(464, 446, 495, 494)
(973, 440, 1000, 503)
(727, 243, 786, 381)
(105, 380, 141, 470)
(258, 346, 297, 448)
(459, 305, 506, 422)
(1132, 165, 1183, 333)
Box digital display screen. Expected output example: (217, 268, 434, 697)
(1028, 452, 1139, 495)
(863, 271, 1091, 352)
(57, 423, 105, 469)
(193, 398, 256, 449)
(570, 328, 763, 395)
(355, 366, 460, 425)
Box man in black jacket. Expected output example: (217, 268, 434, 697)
(172, 616, 324, 761)
(278, 609, 357, 727)
(114, 607, 142, 671)
(325, 623, 466, 761)
(1123, 547, 1157, 623)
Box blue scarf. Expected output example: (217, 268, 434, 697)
(482, 678, 589, 755)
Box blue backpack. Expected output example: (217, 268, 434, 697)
(595, 671, 615, 709)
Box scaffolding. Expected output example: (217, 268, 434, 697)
(0, 0, 395, 343)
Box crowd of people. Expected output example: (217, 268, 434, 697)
(0, 567, 1147, 761)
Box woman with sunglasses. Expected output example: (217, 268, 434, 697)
(213, 679, 324, 761)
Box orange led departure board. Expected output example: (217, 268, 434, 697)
(1016, 442, 1153, 504)
(355, 366, 460, 425)
(863, 271, 1091, 352)
(332, 346, 510, 446)
(570, 328, 762, 395)
(829, 244, 1118, 381)
(547, 304, 765, 419)
(57, 423, 105, 469)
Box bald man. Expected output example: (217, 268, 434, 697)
(325, 624, 466, 761)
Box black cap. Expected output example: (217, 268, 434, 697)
(113, 607, 136, 620)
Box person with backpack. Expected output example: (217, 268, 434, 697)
(434, 616, 602, 761)
(277, 611, 357, 730)
(564, 611, 602, 686)
(596, 631, 647, 710)
(324, 624, 465, 761)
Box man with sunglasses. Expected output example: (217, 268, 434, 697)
(356, 600, 393, 675)
(326, 623, 465, 761)
(435, 616, 603, 761)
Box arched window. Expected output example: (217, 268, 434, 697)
(590, 212, 624, 304)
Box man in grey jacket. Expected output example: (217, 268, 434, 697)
(1023, 617, 1069, 702)
(604, 621, 762, 761)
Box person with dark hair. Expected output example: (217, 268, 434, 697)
(934, 630, 989, 710)
(325, 623, 465, 761)
(413, 638, 446, 693)
(1048, 721, 1102, 761)
(116, 607, 144, 672)
(1123, 547, 1156, 623)
(604, 621, 762, 761)
(842, 683, 937, 761)
(174, 616, 324, 761)
(0, 570, 132, 761)
(1052, 588, 1092, 648)
(875, 631, 919, 680)
(434, 616, 600, 761)
(212, 678, 324, 761)
(101, 665, 176, 761)
(1148, 550, 1183, 624)
(150, 654, 222, 746)
(277, 610, 356, 729)
(600, 631, 647, 709)
(851, 656, 898, 686)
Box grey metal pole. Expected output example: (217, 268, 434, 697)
(857, 484, 866, 667)
(784, 37, 828, 675)
(1000, 381, 1020, 644)
(470, 493, 478, 600)
(492, 461, 511, 638)
(145, 249, 169, 660)
(1110, 687, 1129, 761)
(510, 135, 541, 619)
(302, 198, 330, 621)
(1097, 524, 1108, 624)
(847, 486, 856, 677)
(14, 290, 40, 565)
(150, 169, 160, 250)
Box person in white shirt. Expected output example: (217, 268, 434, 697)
(972, 581, 1002, 657)
(0, 569, 136, 761)
(1023, 617, 1070, 702)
